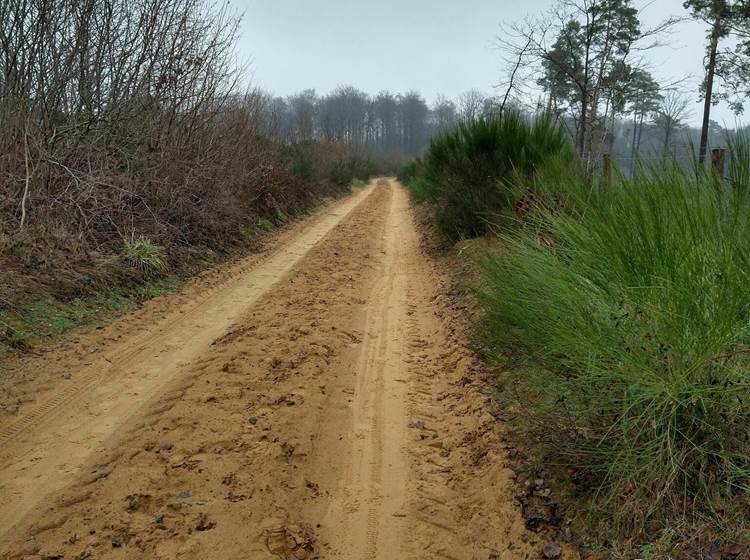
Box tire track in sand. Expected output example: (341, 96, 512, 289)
(0, 184, 374, 542)
(320, 182, 413, 559)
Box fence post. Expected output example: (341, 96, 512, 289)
(711, 148, 726, 178)
(602, 153, 612, 185)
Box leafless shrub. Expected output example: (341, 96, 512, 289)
(0, 0, 369, 307)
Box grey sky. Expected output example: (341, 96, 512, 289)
(232, 0, 739, 126)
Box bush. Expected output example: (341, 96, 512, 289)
(283, 142, 376, 189)
(397, 159, 421, 184)
(330, 158, 378, 187)
(407, 109, 572, 241)
(122, 237, 167, 274)
(478, 164, 750, 540)
(330, 161, 356, 187)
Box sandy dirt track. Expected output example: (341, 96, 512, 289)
(1, 179, 549, 559)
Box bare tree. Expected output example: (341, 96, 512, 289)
(287, 89, 318, 141)
(432, 94, 457, 134)
(653, 90, 692, 162)
(1, 0, 244, 233)
(497, 0, 676, 169)
(458, 89, 486, 122)
(373, 91, 399, 152)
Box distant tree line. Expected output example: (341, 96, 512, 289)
(250, 87, 505, 157)
(249, 81, 730, 176)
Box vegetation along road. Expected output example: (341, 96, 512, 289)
(0, 179, 551, 559)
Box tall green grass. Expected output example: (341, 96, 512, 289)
(404, 110, 572, 241)
(479, 162, 750, 539)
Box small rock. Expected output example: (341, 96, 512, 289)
(111, 539, 122, 548)
(725, 543, 747, 557)
(195, 513, 216, 531)
(704, 543, 722, 560)
(222, 472, 237, 486)
(543, 543, 561, 559)
(125, 493, 151, 512)
(247, 416, 258, 425)
(160, 442, 174, 452)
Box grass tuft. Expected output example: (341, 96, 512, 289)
(121, 237, 168, 274)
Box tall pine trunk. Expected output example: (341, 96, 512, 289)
(699, 9, 723, 164)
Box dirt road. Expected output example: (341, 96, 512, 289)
(0, 179, 544, 559)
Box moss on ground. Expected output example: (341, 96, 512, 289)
(0, 277, 182, 357)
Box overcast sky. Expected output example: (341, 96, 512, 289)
(231, 0, 740, 127)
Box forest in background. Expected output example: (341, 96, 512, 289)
(250, 86, 493, 156)
(253, 83, 742, 181)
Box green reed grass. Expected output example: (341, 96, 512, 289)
(479, 160, 750, 537)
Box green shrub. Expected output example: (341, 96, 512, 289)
(411, 109, 572, 241)
(239, 224, 256, 242)
(240, 216, 278, 241)
(397, 159, 421, 184)
(274, 208, 289, 224)
(1, 321, 29, 348)
(330, 159, 376, 187)
(122, 236, 167, 274)
(330, 162, 355, 187)
(132, 277, 180, 300)
(478, 164, 750, 537)
(285, 142, 316, 184)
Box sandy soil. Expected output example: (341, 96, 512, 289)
(0, 179, 561, 559)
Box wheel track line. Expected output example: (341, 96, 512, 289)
(322, 182, 411, 560)
(362, 213, 400, 560)
(363, 269, 392, 560)
(349, 236, 388, 559)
